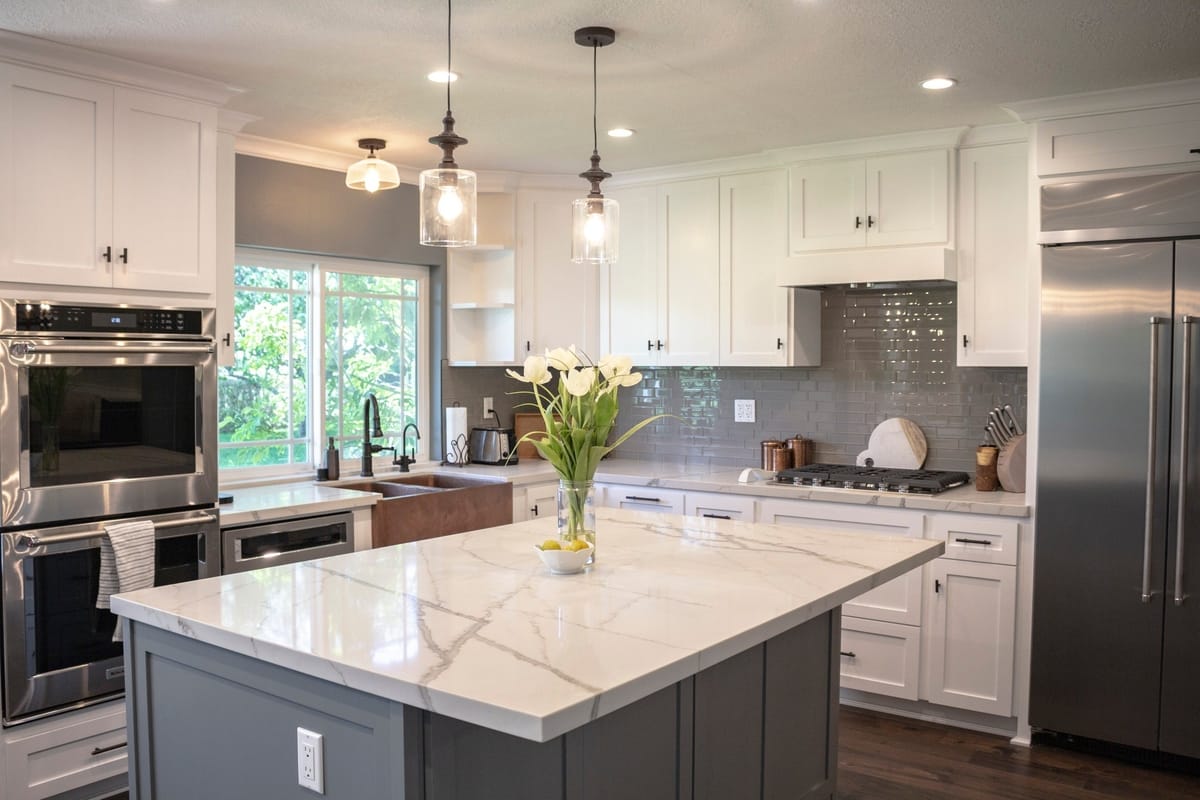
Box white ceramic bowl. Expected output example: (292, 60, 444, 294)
(535, 543, 593, 574)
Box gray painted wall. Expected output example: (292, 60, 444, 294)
(233, 155, 449, 456)
(442, 286, 1027, 473)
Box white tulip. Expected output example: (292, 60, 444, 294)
(545, 345, 581, 371)
(563, 367, 597, 397)
(598, 353, 634, 380)
(505, 355, 552, 385)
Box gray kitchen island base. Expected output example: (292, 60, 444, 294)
(124, 610, 840, 800)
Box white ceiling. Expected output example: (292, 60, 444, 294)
(3, 0, 1200, 174)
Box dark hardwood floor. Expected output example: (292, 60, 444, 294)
(103, 707, 1200, 799)
(838, 706, 1200, 799)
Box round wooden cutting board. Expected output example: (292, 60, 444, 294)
(997, 434, 1027, 492)
(864, 418, 928, 469)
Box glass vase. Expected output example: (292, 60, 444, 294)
(557, 479, 596, 565)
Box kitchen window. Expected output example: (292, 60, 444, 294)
(218, 249, 429, 474)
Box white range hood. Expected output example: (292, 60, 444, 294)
(777, 246, 956, 287)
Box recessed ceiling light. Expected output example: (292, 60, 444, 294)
(427, 70, 459, 83)
(607, 128, 635, 138)
(920, 77, 957, 90)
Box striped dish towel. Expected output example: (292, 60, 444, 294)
(96, 519, 156, 642)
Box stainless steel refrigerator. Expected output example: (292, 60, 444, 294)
(1033, 171, 1200, 759)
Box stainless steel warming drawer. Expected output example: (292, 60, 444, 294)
(221, 511, 355, 574)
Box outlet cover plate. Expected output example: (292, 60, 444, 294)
(734, 399, 756, 423)
(482, 396, 494, 420)
(297, 727, 324, 793)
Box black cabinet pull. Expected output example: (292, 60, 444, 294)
(935, 579, 942, 594)
(854, 216, 862, 229)
(625, 495, 661, 503)
(954, 537, 992, 546)
(91, 741, 127, 756)
(101, 245, 112, 263)
(530, 505, 539, 517)
(525, 340, 531, 353)
(118, 247, 128, 264)
(647, 339, 653, 352)
(222, 332, 231, 347)
(702, 513, 731, 519)
(656, 339, 664, 351)
(962, 334, 969, 348)
(1191, 148, 1200, 155)
(867, 215, 875, 228)
(840, 651, 857, 658)
(776, 337, 784, 350)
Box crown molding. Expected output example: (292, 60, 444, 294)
(959, 122, 1029, 148)
(218, 110, 258, 135)
(234, 133, 422, 184)
(1003, 77, 1200, 122)
(0, 30, 243, 105)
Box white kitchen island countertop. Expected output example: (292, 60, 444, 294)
(218, 482, 380, 527)
(113, 508, 943, 742)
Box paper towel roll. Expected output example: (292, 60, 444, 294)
(445, 405, 469, 464)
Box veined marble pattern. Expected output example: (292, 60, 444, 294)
(219, 483, 380, 527)
(114, 509, 942, 742)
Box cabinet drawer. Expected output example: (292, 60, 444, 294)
(839, 618, 920, 701)
(684, 492, 756, 521)
(598, 485, 685, 515)
(3, 701, 127, 799)
(931, 514, 1019, 565)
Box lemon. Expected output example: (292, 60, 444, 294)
(568, 539, 591, 552)
(540, 539, 562, 551)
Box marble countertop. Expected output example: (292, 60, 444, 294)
(113, 509, 943, 742)
(219, 483, 381, 527)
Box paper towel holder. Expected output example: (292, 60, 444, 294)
(443, 401, 470, 467)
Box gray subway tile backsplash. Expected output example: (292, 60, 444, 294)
(441, 286, 1026, 474)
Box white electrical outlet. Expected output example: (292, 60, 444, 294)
(734, 399, 756, 423)
(482, 396, 494, 420)
(297, 728, 324, 793)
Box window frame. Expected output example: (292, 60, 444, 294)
(221, 247, 431, 479)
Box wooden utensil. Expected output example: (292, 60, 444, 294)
(997, 434, 1027, 492)
(514, 412, 553, 460)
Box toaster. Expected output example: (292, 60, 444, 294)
(469, 427, 518, 465)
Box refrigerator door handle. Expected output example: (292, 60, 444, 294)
(1144, 315, 1167, 603)
(1176, 315, 1195, 606)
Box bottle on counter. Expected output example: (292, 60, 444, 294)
(326, 437, 340, 480)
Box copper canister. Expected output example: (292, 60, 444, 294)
(761, 440, 785, 470)
(767, 445, 793, 472)
(786, 436, 813, 468)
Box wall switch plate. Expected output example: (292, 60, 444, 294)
(297, 727, 324, 793)
(482, 396, 494, 420)
(734, 399, 756, 423)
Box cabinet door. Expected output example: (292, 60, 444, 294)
(719, 170, 791, 366)
(112, 87, 216, 294)
(924, 559, 1016, 716)
(2, 701, 128, 800)
(0, 65, 114, 288)
(840, 617, 921, 700)
(788, 158, 866, 253)
(865, 149, 949, 248)
(758, 500, 925, 625)
(601, 185, 659, 365)
(517, 189, 598, 356)
(957, 142, 1029, 367)
(658, 179, 719, 366)
(684, 491, 756, 521)
(597, 485, 685, 515)
(525, 481, 559, 522)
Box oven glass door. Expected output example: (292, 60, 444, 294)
(1, 339, 217, 528)
(2, 515, 219, 723)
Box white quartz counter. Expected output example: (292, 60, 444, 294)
(113, 509, 943, 742)
(219, 483, 380, 527)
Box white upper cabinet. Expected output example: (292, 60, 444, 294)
(719, 170, 820, 366)
(517, 189, 598, 358)
(600, 185, 660, 365)
(446, 193, 518, 365)
(789, 149, 950, 254)
(658, 178, 720, 366)
(0, 64, 217, 296)
(956, 141, 1029, 367)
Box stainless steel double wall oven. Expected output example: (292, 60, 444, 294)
(0, 300, 219, 724)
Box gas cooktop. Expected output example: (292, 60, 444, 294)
(774, 464, 970, 494)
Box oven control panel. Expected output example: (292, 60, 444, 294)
(14, 302, 204, 335)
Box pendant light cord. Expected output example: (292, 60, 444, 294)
(446, 0, 453, 115)
(592, 41, 599, 154)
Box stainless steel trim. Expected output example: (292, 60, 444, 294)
(1040, 223, 1200, 246)
(1144, 315, 1166, 603)
(15, 513, 217, 548)
(221, 511, 354, 574)
(7, 341, 215, 355)
(1177, 315, 1195, 607)
(0, 299, 215, 340)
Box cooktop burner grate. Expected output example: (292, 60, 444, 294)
(774, 463, 970, 494)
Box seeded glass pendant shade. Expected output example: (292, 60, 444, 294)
(571, 26, 619, 264)
(346, 139, 400, 193)
(420, 0, 476, 247)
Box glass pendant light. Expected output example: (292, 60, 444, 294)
(346, 138, 400, 193)
(420, 0, 476, 247)
(571, 26, 619, 265)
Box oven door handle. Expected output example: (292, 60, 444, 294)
(15, 513, 217, 548)
(11, 341, 213, 356)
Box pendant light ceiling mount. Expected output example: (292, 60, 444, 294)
(571, 26, 620, 264)
(574, 26, 616, 48)
(346, 137, 400, 193)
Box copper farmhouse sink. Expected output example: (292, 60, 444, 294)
(338, 473, 513, 547)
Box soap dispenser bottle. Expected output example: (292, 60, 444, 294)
(325, 437, 340, 480)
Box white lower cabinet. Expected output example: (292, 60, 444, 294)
(596, 484, 685, 515)
(683, 491, 756, 521)
(923, 557, 1017, 716)
(1, 701, 127, 800)
(839, 617, 921, 701)
(513, 480, 559, 523)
